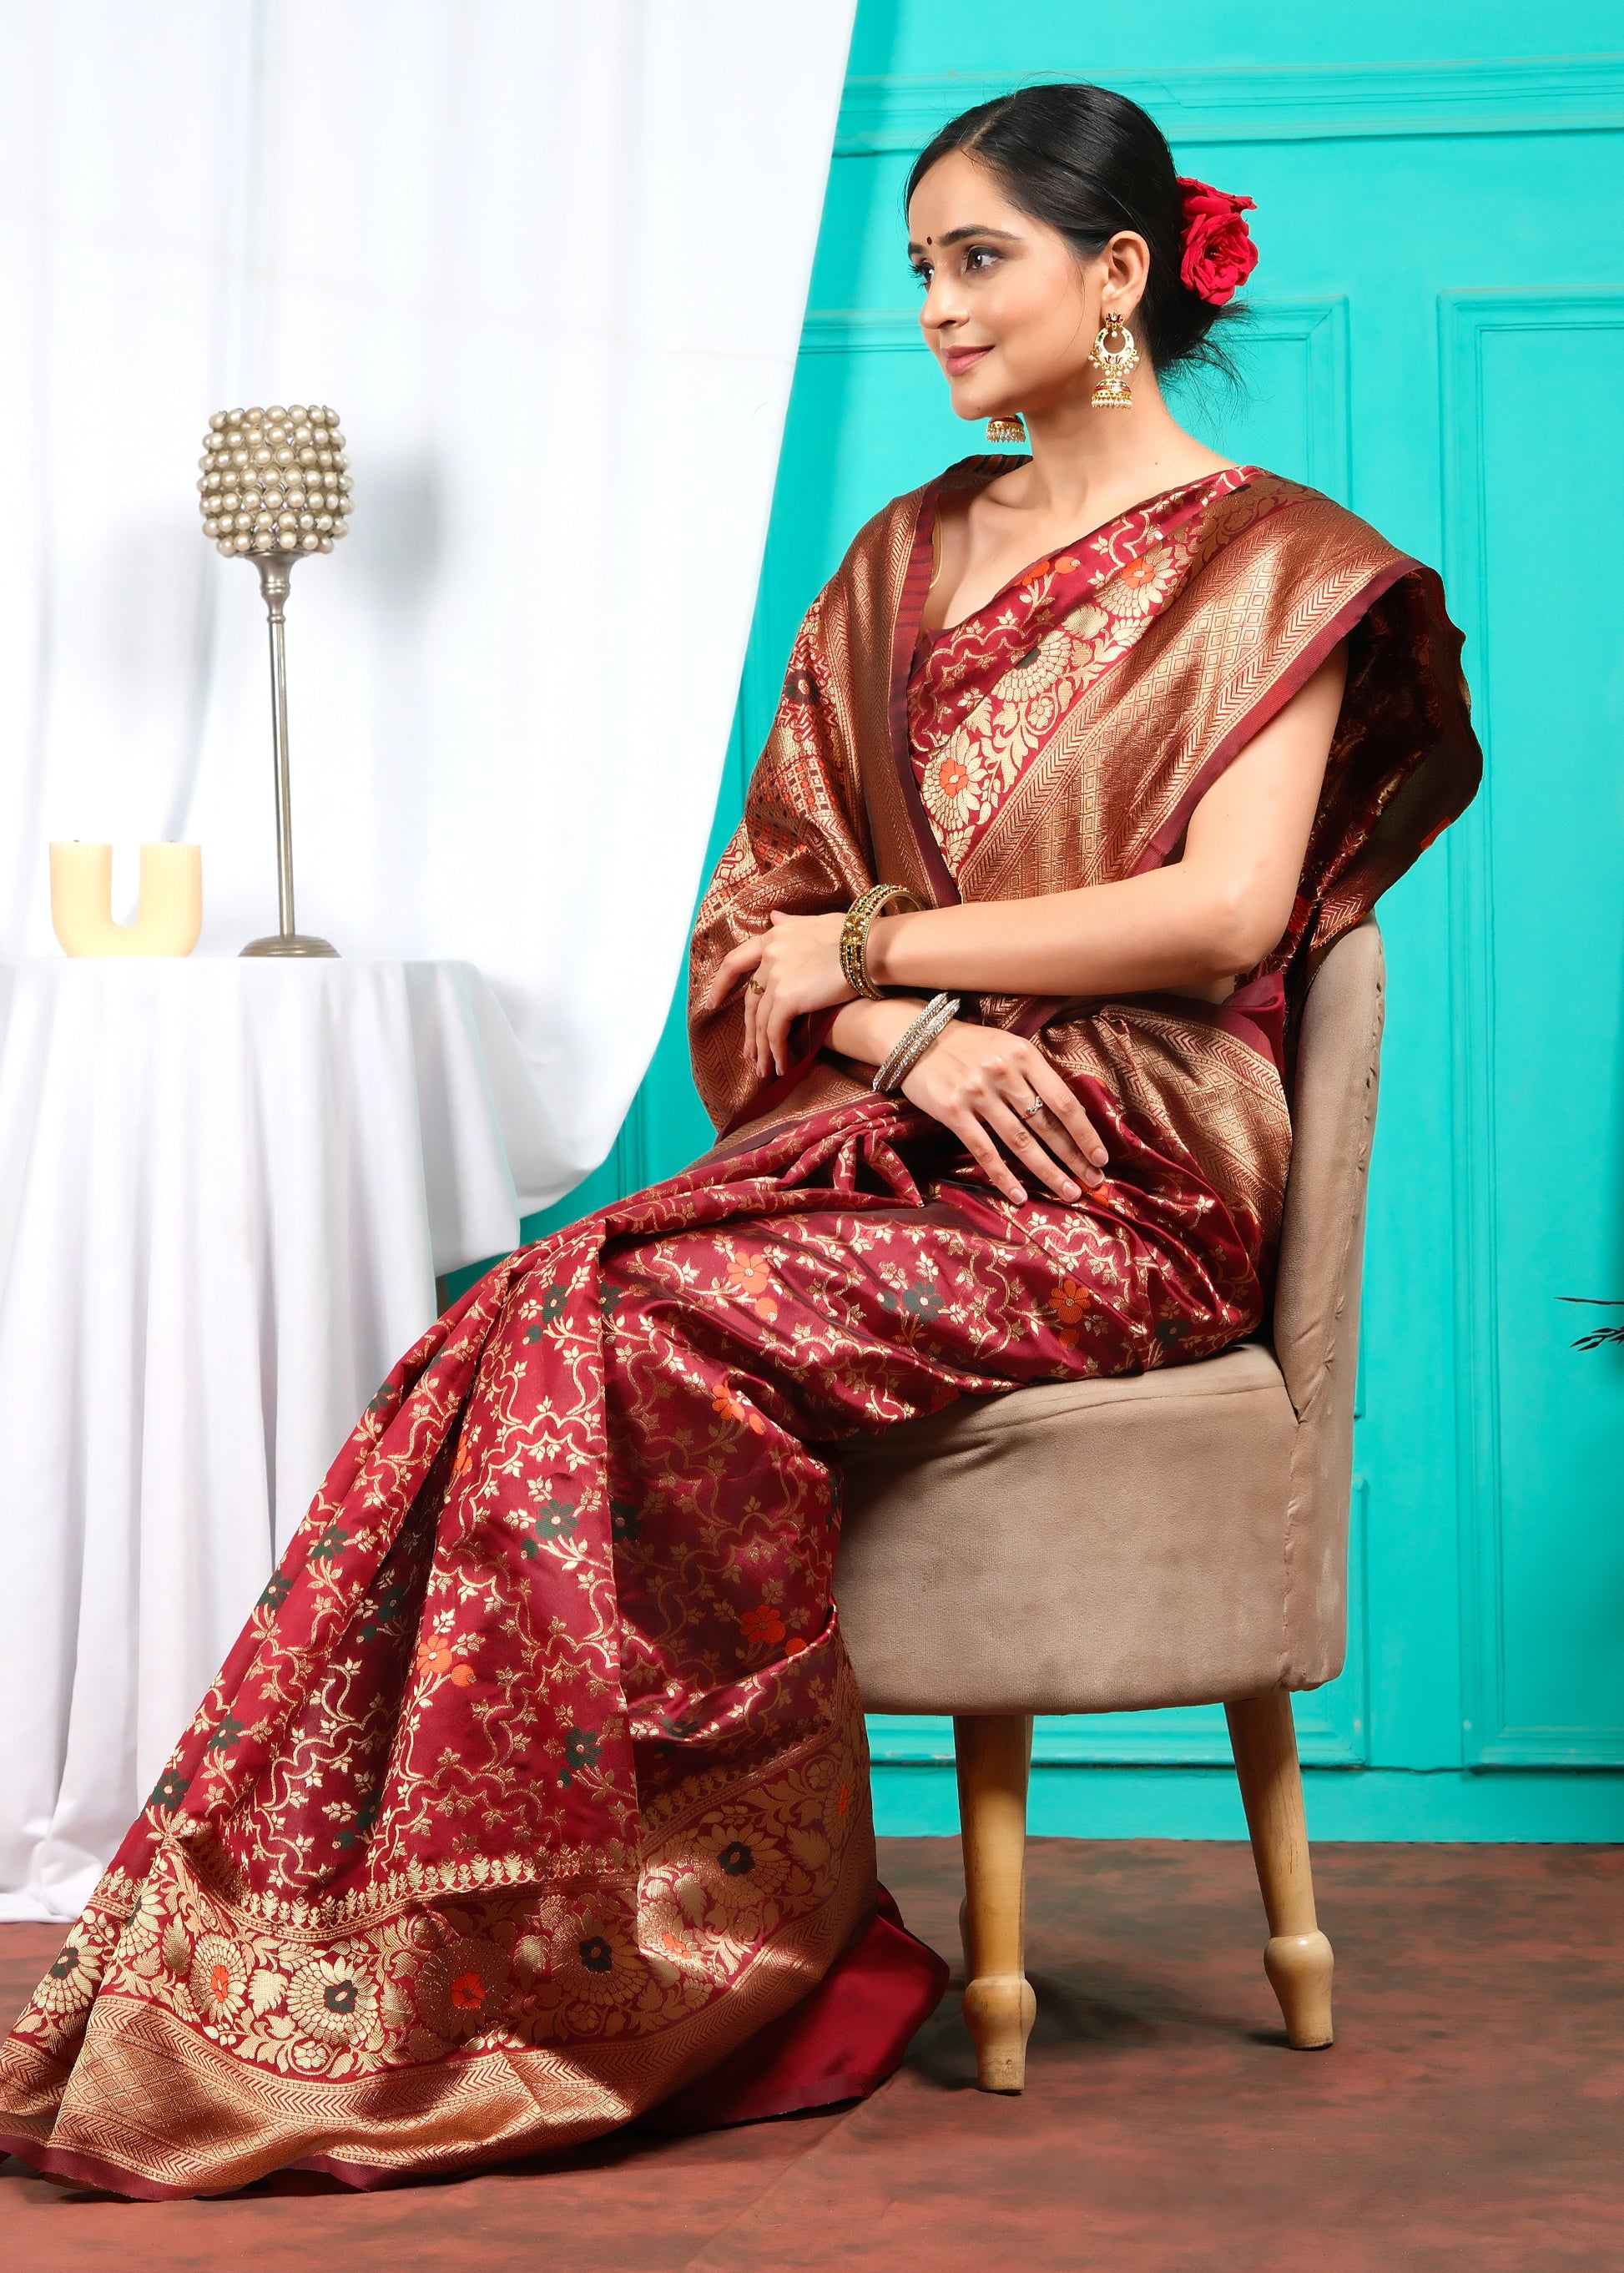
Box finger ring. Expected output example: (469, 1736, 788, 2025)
(746, 978, 765, 995)
(1020, 1091, 1045, 1118)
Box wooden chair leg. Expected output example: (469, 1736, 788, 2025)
(954, 1713, 1036, 2092)
(1225, 1691, 1334, 2048)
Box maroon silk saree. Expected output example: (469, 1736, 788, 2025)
(0, 460, 1479, 2197)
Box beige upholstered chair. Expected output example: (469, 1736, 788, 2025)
(834, 919, 1384, 2089)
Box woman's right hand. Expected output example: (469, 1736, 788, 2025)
(900, 1021, 1108, 1206)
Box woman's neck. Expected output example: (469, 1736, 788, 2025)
(927, 378, 1241, 633)
(1009, 379, 1234, 526)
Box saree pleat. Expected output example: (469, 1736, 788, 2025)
(1, 458, 1480, 2196)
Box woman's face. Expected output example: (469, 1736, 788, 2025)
(906, 150, 1146, 423)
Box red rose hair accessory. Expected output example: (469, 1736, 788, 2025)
(1176, 176, 1258, 305)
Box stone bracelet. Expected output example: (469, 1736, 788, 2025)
(872, 992, 960, 1094)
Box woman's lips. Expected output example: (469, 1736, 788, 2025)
(942, 345, 991, 376)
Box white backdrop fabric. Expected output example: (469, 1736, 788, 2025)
(0, 0, 855, 1207)
(0, 956, 557, 1922)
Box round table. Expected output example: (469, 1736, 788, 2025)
(0, 957, 562, 1920)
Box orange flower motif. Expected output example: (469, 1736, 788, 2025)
(1016, 552, 1077, 588)
(209, 1962, 232, 2002)
(415, 1636, 474, 1685)
(1049, 1277, 1090, 1324)
(740, 1604, 787, 1648)
(784, 1635, 808, 1658)
(712, 1383, 767, 1435)
(937, 754, 970, 799)
(451, 1435, 473, 1479)
(1119, 552, 1161, 589)
(1047, 1277, 1092, 1350)
(724, 1253, 780, 1324)
(448, 1971, 486, 2011)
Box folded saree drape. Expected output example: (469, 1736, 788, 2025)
(0, 460, 1480, 2196)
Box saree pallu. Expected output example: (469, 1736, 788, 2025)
(0, 459, 1479, 2196)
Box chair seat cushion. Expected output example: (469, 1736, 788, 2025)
(832, 1343, 1304, 1716)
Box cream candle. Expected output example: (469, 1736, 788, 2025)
(49, 842, 203, 956)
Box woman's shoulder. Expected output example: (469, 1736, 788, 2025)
(1183, 470, 1419, 617)
(840, 456, 1005, 556)
(1190, 471, 1448, 668)
(820, 456, 1009, 617)
(1222, 471, 1418, 576)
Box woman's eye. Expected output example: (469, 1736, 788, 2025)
(910, 264, 931, 290)
(965, 246, 997, 272)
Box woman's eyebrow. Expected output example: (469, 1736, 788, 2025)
(906, 224, 1022, 256)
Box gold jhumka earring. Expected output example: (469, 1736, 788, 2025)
(1089, 310, 1141, 409)
(985, 411, 1026, 443)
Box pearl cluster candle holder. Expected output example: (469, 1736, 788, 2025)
(197, 403, 351, 557)
(199, 402, 355, 957)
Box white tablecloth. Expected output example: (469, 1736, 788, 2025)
(0, 957, 563, 1920)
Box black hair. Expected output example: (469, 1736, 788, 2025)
(905, 83, 1244, 381)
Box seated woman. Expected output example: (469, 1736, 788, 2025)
(0, 83, 1478, 2196)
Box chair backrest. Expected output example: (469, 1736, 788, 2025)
(1271, 916, 1385, 1684)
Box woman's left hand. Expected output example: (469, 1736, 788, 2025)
(707, 910, 854, 1078)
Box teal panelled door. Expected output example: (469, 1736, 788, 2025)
(537, 4, 1624, 1838)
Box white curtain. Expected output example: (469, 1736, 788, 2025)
(0, 0, 854, 1207)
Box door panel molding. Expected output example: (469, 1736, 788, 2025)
(800, 312, 921, 353)
(1441, 286, 1624, 1767)
(838, 59, 1624, 154)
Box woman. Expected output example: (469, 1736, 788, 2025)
(0, 84, 1478, 2196)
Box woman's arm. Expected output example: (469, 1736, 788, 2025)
(709, 638, 1346, 1073)
(704, 641, 1346, 1204)
(866, 639, 1347, 998)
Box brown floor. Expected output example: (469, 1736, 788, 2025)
(2, 1837, 1620, 2271)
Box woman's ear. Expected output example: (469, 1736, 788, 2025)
(1102, 229, 1151, 320)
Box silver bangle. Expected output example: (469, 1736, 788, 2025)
(872, 992, 959, 1094)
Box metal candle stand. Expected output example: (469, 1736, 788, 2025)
(196, 401, 354, 957)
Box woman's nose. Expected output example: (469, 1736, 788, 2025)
(921, 276, 964, 331)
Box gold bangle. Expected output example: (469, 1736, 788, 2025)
(839, 884, 921, 1000)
